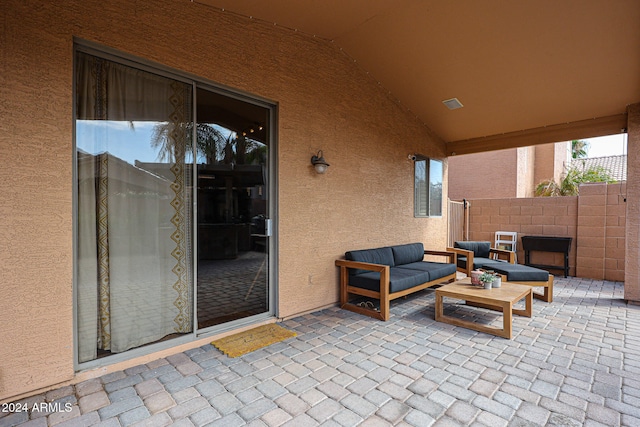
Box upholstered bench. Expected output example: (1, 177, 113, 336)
(448, 241, 554, 303)
(487, 262, 554, 302)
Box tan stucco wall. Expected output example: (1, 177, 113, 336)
(533, 142, 569, 187)
(0, 0, 449, 400)
(450, 143, 570, 201)
(448, 149, 518, 200)
(516, 146, 535, 198)
(554, 142, 570, 183)
(449, 144, 567, 200)
(1, 3, 75, 403)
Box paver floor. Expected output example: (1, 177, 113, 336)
(2, 277, 639, 427)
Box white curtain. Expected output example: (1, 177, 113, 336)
(76, 52, 192, 362)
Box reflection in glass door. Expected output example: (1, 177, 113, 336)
(75, 48, 275, 365)
(196, 88, 270, 329)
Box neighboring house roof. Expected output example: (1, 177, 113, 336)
(570, 155, 627, 181)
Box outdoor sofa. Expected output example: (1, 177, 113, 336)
(335, 242, 457, 320)
(447, 241, 554, 302)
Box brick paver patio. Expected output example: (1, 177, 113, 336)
(2, 277, 639, 426)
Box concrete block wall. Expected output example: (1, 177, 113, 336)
(467, 197, 578, 276)
(577, 183, 627, 281)
(466, 181, 626, 281)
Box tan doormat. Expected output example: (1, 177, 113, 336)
(211, 324, 297, 358)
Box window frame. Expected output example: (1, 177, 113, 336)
(414, 157, 443, 218)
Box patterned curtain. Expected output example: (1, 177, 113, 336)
(76, 52, 193, 362)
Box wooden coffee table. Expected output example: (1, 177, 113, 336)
(435, 278, 533, 339)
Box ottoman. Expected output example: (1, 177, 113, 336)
(485, 262, 554, 302)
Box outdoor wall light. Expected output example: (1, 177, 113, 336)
(311, 150, 330, 174)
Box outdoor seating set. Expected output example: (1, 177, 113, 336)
(335, 241, 554, 338)
(335, 243, 457, 321)
(449, 241, 554, 303)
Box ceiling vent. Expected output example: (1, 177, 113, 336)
(442, 98, 463, 110)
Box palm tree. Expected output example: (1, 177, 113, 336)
(535, 165, 615, 196)
(245, 144, 267, 165)
(571, 139, 589, 159)
(151, 122, 266, 166)
(151, 122, 227, 164)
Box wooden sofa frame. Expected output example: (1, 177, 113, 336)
(335, 250, 457, 321)
(447, 245, 554, 302)
(495, 273, 554, 303)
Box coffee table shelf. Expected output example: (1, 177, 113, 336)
(435, 278, 533, 339)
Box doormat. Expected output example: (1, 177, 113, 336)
(211, 324, 297, 358)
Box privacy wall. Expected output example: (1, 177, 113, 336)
(0, 0, 448, 400)
(466, 182, 627, 282)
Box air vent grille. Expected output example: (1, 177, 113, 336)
(442, 98, 463, 110)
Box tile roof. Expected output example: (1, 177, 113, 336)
(570, 154, 627, 181)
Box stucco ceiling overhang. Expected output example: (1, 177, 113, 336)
(195, 0, 640, 155)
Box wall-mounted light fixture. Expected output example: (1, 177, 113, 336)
(311, 150, 330, 174)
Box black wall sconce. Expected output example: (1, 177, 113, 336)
(311, 150, 330, 174)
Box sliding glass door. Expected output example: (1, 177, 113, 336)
(195, 87, 271, 329)
(75, 48, 274, 364)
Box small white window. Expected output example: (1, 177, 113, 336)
(414, 158, 443, 217)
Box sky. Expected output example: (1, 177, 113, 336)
(76, 120, 160, 163)
(581, 134, 627, 158)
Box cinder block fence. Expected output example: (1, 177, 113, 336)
(463, 182, 626, 281)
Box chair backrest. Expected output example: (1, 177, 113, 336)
(345, 247, 394, 275)
(391, 243, 424, 265)
(495, 231, 517, 252)
(454, 241, 491, 258)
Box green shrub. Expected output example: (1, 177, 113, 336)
(535, 165, 615, 197)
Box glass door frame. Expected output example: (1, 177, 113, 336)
(192, 82, 278, 336)
(72, 40, 278, 371)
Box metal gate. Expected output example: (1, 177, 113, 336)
(448, 199, 469, 246)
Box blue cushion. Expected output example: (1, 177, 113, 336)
(349, 267, 431, 293)
(391, 243, 424, 265)
(455, 241, 491, 258)
(486, 262, 549, 282)
(396, 262, 456, 282)
(458, 256, 506, 271)
(345, 247, 395, 275)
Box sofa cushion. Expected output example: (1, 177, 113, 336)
(345, 246, 395, 275)
(486, 262, 549, 282)
(391, 243, 425, 265)
(349, 267, 431, 293)
(455, 241, 491, 258)
(396, 262, 456, 282)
